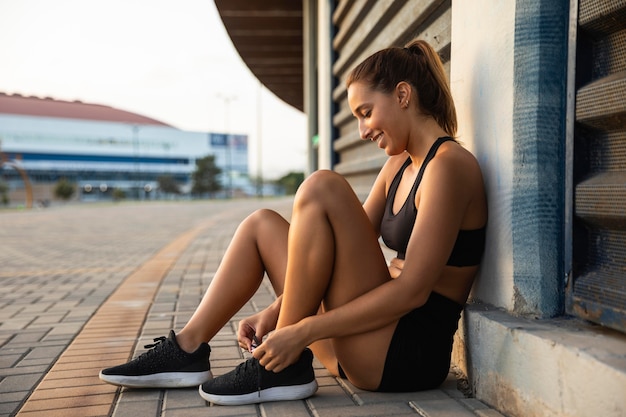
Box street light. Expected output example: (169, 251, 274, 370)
(217, 94, 236, 198)
(256, 81, 263, 198)
(133, 125, 139, 200)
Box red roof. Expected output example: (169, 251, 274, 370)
(0, 92, 171, 126)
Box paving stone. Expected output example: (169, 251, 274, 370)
(18, 303, 54, 315)
(0, 354, 22, 368)
(0, 373, 42, 393)
(409, 399, 478, 416)
(357, 388, 451, 405)
(17, 392, 115, 413)
(310, 400, 420, 416)
(0, 390, 29, 403)
(23, 345, 67, 360)
(163, 387, 207, 409)
(0, 401, 23, 415)
(460, 398, 506, 417)
(307, 385, 357, 409)
(118, 388, 162, 402)
(14, 357, 54, 367)
(0, 319, 34, 331)
(17, 404, 112, 417)
(113, 399, 161, 417)
(0, 365, 48, 377)
(28, 386, 114, 403)
(165, 404, 257, 417)
(7, 330, 50, 344)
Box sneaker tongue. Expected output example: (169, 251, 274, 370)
(168, 330, 180, 348)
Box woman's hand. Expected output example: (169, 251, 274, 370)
(237, 302, 280, 352)
(252, 322, 309, 372)
(388, 257, 404, 279)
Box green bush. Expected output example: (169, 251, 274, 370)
(112, 188, 126, 201)
(0, 180, 8, 206)
(277, 172, 305, 195)
(54, 178, 75, 200)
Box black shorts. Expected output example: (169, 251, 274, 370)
(338, 292, 463, 392)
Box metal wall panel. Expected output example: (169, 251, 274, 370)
(330, 0, 452, 198)
(568, 0, 626, 332)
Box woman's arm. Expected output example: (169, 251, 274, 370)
(300, 150, 477, 342)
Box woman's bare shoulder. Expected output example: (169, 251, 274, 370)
(380, 153, 409, 176)
(434, 141, 483, 181)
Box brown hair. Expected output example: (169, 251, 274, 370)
(346, 39, 457, 137)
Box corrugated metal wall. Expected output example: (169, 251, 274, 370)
(330, 0, 452, 199)
(568, 0, 626, 332)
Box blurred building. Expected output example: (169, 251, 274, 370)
(0, 92, 251, 203)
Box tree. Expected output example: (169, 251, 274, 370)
(157, 175, 181, 195)
(54, 178, 75, 201)
(277, 171, 305, 195)
(112, 188, 126, 201)
(0, 180, 8, 206)
(191, 155, 222, 197)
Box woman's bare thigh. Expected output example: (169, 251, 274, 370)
(296, 171, 397, 390)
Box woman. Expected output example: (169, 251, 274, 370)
(100, 39, 487, 405)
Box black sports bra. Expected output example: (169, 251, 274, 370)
(380, 137, 486, 266)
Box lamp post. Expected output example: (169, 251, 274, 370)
(217, 94, 236, 198)
(256, 81, 263, 198)
(133, 125, 139, 199)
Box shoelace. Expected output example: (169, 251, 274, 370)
(257, 359, 261, 397)
(233, 357, 262, 397)
(135, 336, 168, 360)
(144, 336, 166, 349)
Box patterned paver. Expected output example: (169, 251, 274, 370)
(0, 199, 504, 417)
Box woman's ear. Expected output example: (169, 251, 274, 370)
(395, 82, 411, 109)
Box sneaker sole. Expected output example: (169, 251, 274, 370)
(99, 370, 213, 388)
(198, 380, 317, 405)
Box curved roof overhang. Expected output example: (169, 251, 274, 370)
(214, 0, 304, 112)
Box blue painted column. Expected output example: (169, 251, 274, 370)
(511, 0, 570, 317)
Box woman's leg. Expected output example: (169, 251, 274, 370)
(277, 170, 397, 390)
(176, 209, 289, 353)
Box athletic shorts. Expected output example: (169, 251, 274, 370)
(338, 291, 463, 392)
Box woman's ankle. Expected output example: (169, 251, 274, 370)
(175, 329, 202, 354)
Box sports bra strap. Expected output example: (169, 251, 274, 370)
(407, 136, 455, 203)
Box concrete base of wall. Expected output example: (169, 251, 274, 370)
(452, 304, 626, 417)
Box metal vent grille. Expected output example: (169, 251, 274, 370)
(589, 131, 626, 171)
(569, 0, 626, 333)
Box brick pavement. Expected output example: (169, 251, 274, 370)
(0, 199, 504, 417)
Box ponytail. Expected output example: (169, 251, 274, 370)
(346, 40, 457, 137)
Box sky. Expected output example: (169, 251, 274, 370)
(0, 0, 307, 179)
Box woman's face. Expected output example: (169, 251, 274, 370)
(347, 81, 408, 156)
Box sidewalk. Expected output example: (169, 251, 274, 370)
(0, 199, 505, 417)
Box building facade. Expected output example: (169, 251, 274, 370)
(0, 93, 251, 204)
(216, 1, 625, 416)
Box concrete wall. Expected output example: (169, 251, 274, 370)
(450, 0, 516, 312)
(450, 1, 626, 416)
(451, 0, 568, 319)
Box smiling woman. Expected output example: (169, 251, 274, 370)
(98, 38, 487, 405)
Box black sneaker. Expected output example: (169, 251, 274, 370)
(99, 330, 212, 388)
(199, 348, 317, 405)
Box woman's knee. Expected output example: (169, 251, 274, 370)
(295, 170, 350, 204)
(237, 209, 282, 235)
